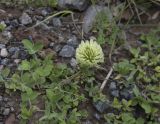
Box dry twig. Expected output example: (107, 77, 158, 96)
(100, 67, 113, 92)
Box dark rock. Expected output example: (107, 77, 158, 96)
(93, 100, 110, 113)
(19, 50, 28, 60)
(120, 89, 133, 100)
(59, 45, 75, 58)
(67, 35, 79, 47)
(111, 90, 119, 97)
(1, 58, 9, 65)
(58, 0, 89, 11)
(19, 13, 32, 25)
(10, 19, 19, 28)
(109, 82, 117, 91)
(9, 47, 20, 54)
(53, 44, 63, 52)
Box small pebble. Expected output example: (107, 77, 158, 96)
(0, 48, 8, 57)
(111, 90, 119, 97)
(70, 58, 77, 68)
(3, 108, 10, 116)
(109, 82, 117, 90)
(52, 17, 62, 27)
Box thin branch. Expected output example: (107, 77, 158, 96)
(100, 67, 113, 92)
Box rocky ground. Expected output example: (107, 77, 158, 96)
(0, 0, 160, 124)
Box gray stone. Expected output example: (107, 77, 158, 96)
(82, 5, 112, 33)
(10, 107, 14, 112)
(0, 44, 5, 49)
(67, 35, 79, 47)
(19, 13, 32, 25)
(93, 100, 110, 113)
(8, 47, 20, 54)
(3, 108, 10, 116)
(3, 97, 8, 102)
(111, 90, 119, 97)
(109, 82, 117, 91)
(2, 31, 13, 40)
(0, 48, 8, 57)
(58, 0, 89, 11)
(41, 9, 49, 16)
(70, 58, 77, 67)
(52, 18, 62, 27)
(59, 45, 75, 58)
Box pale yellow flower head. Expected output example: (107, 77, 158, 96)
(76, 39, 104, 67)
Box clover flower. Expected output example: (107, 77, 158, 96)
(76, 39, 104, 67)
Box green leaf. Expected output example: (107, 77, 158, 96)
(112, 98, 122, 109)
(136, 117, 144, 124)
(22, 39, 43, 54)
(121, 113, 136, 124)
(130, 48, 140, 58)
(114, 59, 135, 75)
(0, 23, 6, 32)
(22, 39, 35, 54)
(19, 60, 31, 71)
(133, 86, 140, 97)
(141, 101, 151, 114)
(1, 68, 10, 77)
(35, 64, 53, 77)
(33, 42, 43, 52)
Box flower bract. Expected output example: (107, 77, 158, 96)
(76, 39, 104, 67)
